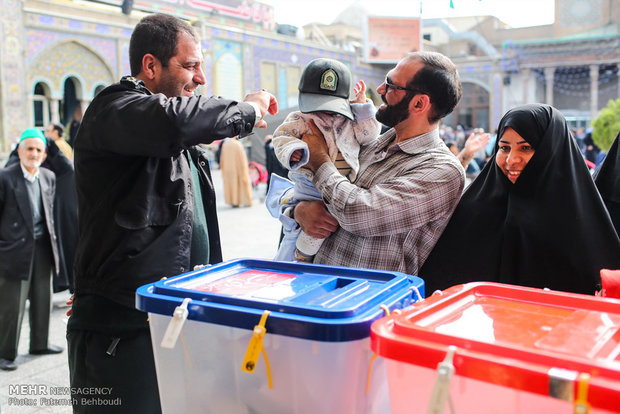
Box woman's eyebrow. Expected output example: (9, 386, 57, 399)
(498, 139, 528, 144)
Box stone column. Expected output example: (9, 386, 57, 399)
(590, 65, 599, 121)
(545, 67, 555, 106)
(50, 98, 61, 124)
(492, 70, 502, 132)
(0, 0, 28, 151)
(522, 68, 531, 103)
(80, 99, 90, 118)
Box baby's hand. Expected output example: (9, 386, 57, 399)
(351, 80, 367, 104)
(290, 149, 303, 163)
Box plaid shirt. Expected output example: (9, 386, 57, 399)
(312, 128, 464, 276)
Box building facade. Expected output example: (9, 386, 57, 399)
(1, 0, 619, 154)
(425, 0, 620, 131)
(0, 0, 386, 153)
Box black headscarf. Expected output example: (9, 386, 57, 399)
(420, 104, 620, 296)
(594, 132, 620, 237)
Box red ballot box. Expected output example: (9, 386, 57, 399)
(371, 282, 620, 414)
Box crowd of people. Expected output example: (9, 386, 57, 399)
(0, 11, 619, 414)
(441, 125, 494, 175)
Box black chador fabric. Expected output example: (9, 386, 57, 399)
(420, 104, 620, 296)
(594, 132, 620, 237)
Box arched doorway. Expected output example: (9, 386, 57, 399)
(33, 82, 51, 128)
(28, 39, 115, 130)
(214, 40, 243, 100)
(94, 85, 106, 96)
(62, 77, 81, 126)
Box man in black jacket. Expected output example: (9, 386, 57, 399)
(0, 129, 61, 371)
(6, 138, 78, 293)
(67, 13, 277, 413)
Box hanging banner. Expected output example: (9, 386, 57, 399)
(364, 16, 421, 64)
(89, 0, 275, 30)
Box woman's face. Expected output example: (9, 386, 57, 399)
(495, 127, 536, 183)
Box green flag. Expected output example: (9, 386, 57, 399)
(450, 0, 455, 9)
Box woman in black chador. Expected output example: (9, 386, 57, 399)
(421, 104, 620, 296)
(594, 132, 620, 237)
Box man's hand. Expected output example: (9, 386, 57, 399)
(244, 90, 278, 128)
(294, 200, 339, 239)
(302, 120, 331, 172)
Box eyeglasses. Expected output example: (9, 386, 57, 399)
(384, 79, 420, 94)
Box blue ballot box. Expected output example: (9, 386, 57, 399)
(136, 258, 424, 414)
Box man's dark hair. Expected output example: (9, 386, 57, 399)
(51, 123, 64, 137)
(405, 51, 462, 124)
(129, 13, 199, 76)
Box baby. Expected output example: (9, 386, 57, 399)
(272, 58, 381, 262)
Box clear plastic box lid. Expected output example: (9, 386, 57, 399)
(136, 258, 423, 341)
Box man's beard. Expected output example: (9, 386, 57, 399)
(376, 94, 412, 127)
(22, 158, 42, 171)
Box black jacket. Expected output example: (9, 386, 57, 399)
(73, 77, 256, 308)
(0, 163, 60, 280)
(594, 132, 620, 237)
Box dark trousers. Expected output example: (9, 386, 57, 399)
(0, 237, 53, 360)
(67, 327, 162, 413)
